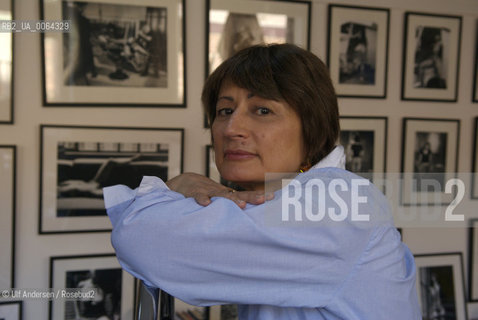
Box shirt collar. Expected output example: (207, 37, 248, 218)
(310, 146, 346, 170)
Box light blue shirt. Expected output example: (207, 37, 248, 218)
(104, 147, 420, 319)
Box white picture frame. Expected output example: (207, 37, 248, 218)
(327, 5, 389, 98)
(401, 118, 459, 206)
(39, 125, 183, 233)
(401, 12, 462, 102)
(41, 0, 185, 106)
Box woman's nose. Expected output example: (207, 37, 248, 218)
(223, 109, 249, 138)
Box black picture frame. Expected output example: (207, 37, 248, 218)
(0, 301, 22, 320)
(0, 0, 14, 124)
(468, 219, 478, 301)
(40, 0, 186, 107)
(401, 12, 462, 102)
(473, 20, 478, 103)
(39, 125, 184, 234)
(414, 252, 467, 320)
(205, 0, 311, 76)
(472, 118, 478, 199)
(339, 116, 387, 182)
(400, 118, 460, 206)
(327, 5, 390, 98)
(49, 254, 135, 320)
(0, 145, 16, 289)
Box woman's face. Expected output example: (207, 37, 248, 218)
(212, 83, 305, 191)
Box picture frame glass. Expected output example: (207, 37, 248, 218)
(40, 126, 183, 233)
(0, 146, 14, 289)
(328, 5, 389, 98)
(50, 255, 135, 320)
(208, 0, 309, 74)
(42, 0, 184, 106)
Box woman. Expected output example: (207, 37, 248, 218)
(105, 44, 420, 319)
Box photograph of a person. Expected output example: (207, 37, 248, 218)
(327, 5, 389, 98)
(338, 21, 377, 85)
(62, 1, 167, 88)
(56, 141, 169, 217)
(104, 44, 420, 319)
(401, 13, 461, 101)
(64, 268, 122, 320)
(209, 11, 283, 73)
(413, 26, 449, 89)
(419, 266, 456, 320)
(207, 0, 310, 73)
(50, 254, 135, 320)
(339, 130, 374, 174)
(413, 131, 447, 192)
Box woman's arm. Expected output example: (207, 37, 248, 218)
(105, 170, 400, 308)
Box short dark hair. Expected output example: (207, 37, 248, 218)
(202, 43, 340, 165)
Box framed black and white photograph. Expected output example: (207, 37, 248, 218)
(0, 0, 13, 123)
(339, 117, 387, 182)
(49, 254, 135, 320)
(401, 118, 459, 206)
(472, 118, 478, 199)
(0, 301, 22, 320)
(414, 253, 467, 320)
(40, 125, 183, 233)
(206, 0, 310, 74)
(401, 12, 462, 102)
(0, 146, 15, 289)
(327, 5, 389, 98)
(41, 0, 185, 106)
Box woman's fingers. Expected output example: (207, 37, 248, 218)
(166, 172, 275, 208)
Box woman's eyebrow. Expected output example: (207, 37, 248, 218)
(217, 96, 234, 102)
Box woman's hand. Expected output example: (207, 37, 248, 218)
(166, 172, 273, 209)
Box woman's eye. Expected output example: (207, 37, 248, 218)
(256, 107, 271, 115)
(217, 108, 233, 116)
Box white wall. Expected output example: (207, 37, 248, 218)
(1, 0, 478, 318)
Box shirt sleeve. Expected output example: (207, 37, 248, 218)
(104, 169, 412, 309)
